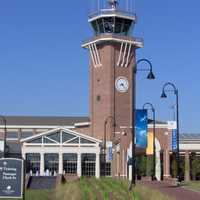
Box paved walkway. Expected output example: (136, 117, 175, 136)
(139, 181, 200, 200)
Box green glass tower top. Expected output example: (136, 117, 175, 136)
(89, 0, 136, 36)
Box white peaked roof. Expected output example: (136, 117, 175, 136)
(20, 127, 102, 144)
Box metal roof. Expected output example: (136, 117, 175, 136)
(0, 116, 167, 126)
(0, 116, 90, 126)
(180, 133, 200, 141)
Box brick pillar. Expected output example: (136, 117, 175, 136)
(184, 151, 190, 182)
(163, 149, 170, 179)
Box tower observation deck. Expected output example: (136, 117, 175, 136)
(89, 0, 136, 36)
(83, 0, 143, 49)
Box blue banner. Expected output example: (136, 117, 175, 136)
(172, 129, 177, 151)
(108, 147, 112, 161)
(135, 109, 148, 148)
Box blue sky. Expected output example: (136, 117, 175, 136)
(0, 0, 199, 133)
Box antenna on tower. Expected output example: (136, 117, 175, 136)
(108, 0, 119, 9)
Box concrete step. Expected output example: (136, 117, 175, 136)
(28, 176, 57, 190)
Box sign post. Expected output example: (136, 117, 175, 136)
(0, 158, 24, 199)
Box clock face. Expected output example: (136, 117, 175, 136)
(115, 77, 129, 93)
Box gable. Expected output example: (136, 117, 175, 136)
(21, 127, 101, 145)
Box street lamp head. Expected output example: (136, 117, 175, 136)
(161, 90, 167, 98)
(147, 70, 155, 80)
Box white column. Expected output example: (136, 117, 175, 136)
(95, 153, 100, 178)
(59, 153, 63, 175)
(21, 146, 25, 159)
(77, 153, 81, 177)
(155, 150, 161, 181)
(40, 153, 44, 176)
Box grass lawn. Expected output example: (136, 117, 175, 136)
(1, 178, 174, 200)
(182, 181, 200, 192)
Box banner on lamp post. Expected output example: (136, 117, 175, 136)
(168, 121, 177, 151)
(135, 109, 148, 148)
(172, 129, 177, 151)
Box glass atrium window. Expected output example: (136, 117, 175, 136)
(80, 138, 95, 144)
(26, 153, 40, 176)
(29, 137, 42, 144)
(21, 132, 33, 139)
(44, 153, 59, 176)
(81, 153, 96, 177)
(63, 153, 77, 175)
(62, 132, 76, 143)
(46, 132, 60, 143)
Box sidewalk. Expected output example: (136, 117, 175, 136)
(139, 180, 200, 200)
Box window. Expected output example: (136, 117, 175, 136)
(62, 132, 76, 143)
(43, 137, 55, 144)
(100, 154, 111, 176)
(46, 132, 60, 143)
(63, 154, 77, 175)
(96, 95, 101, 101)
(29, 137, 42, 144)
(21, 132, 33, 139)
(44, 153, 59, 176)
(81, 154, 96, 176)
(26, 153, 40, 175)
(68, 137, 79, 144)
(6, 132, 18, 140)
(80, 138, 95, 144)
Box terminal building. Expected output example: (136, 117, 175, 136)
(0, 0, 198, 182)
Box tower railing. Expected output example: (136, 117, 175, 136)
(88, 8, 136, 20)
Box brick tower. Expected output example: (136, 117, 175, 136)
(82, 0, 143, 176)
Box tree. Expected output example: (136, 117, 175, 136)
(146, 156, 154, 177)
(137, 156, 147, 177)
(191, 157, 200, 180)
(171, 157, 177, 178)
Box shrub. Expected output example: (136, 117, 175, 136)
(171, 158, 177, 178)
(137, 156, 147, 177)
(191, 157, 200, 180)
(146, 156, 154, 177)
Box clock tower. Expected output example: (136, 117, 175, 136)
(82, 0, 143, 176)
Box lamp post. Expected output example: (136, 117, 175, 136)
(160, 82, 180, 183)
(143, 102, 156, 181)
(104, 116, 115, 176)
(0, 116, 7, 158)
(129, 58, 155, 191)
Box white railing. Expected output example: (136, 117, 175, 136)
(89, 9, 136, 20)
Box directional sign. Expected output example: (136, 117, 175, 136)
(0, 158, 24, 199)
